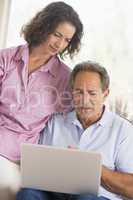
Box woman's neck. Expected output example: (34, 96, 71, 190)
(29, 45, 52, 64)
(28, 46, 52, 75)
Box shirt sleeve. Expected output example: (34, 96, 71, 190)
(115, 121, 133, 173)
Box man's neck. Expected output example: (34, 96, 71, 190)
(78, 107, 105, 129)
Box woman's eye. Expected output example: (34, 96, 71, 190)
(54, 33, 60, 37)
(66, 39, 71, 43)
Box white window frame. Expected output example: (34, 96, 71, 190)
(0, 0, 11, 48)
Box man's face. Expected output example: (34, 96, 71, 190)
(72, 71, 109, 126)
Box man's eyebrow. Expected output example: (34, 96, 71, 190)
(73, 88, 82, 90)
(74, 88, 97, 92)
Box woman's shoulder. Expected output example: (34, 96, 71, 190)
(0, 44, 26, 60)
(0, 44, 28, 71)
(0, 45, 19, 55)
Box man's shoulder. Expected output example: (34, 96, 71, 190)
(107, 109, 133, 132)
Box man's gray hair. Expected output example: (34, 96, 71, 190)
(70, 61, 110, 91)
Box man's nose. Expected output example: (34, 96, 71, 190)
(82, 93, 90, 106)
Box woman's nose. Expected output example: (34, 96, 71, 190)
(55, 38, 64, 48)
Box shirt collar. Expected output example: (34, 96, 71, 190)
(95, 106, 111, 127)
(38, 55, 61, 78)
(66, 110, 84, 129)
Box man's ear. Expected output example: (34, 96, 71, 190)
(103, 88, 109, 99)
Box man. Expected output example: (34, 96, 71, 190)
(17, 61, 133, 200)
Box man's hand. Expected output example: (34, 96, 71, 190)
(101, 165, 133, 199)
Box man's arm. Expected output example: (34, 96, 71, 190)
(101, 166, 133, 199)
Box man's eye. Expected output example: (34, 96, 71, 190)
(90, 93, 96, 96)
(74, 91, 83, 95)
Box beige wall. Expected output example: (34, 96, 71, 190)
(0, 0, 11, 48)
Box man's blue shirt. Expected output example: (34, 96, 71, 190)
(40, 107, 133, 200)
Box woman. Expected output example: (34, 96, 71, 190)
(0, 1, 83, 200)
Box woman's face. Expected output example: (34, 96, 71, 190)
(40, 22, 76, 56)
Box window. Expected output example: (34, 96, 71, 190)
(6, 0, 133, 117)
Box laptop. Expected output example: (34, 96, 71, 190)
(21, 143, 102, 195)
